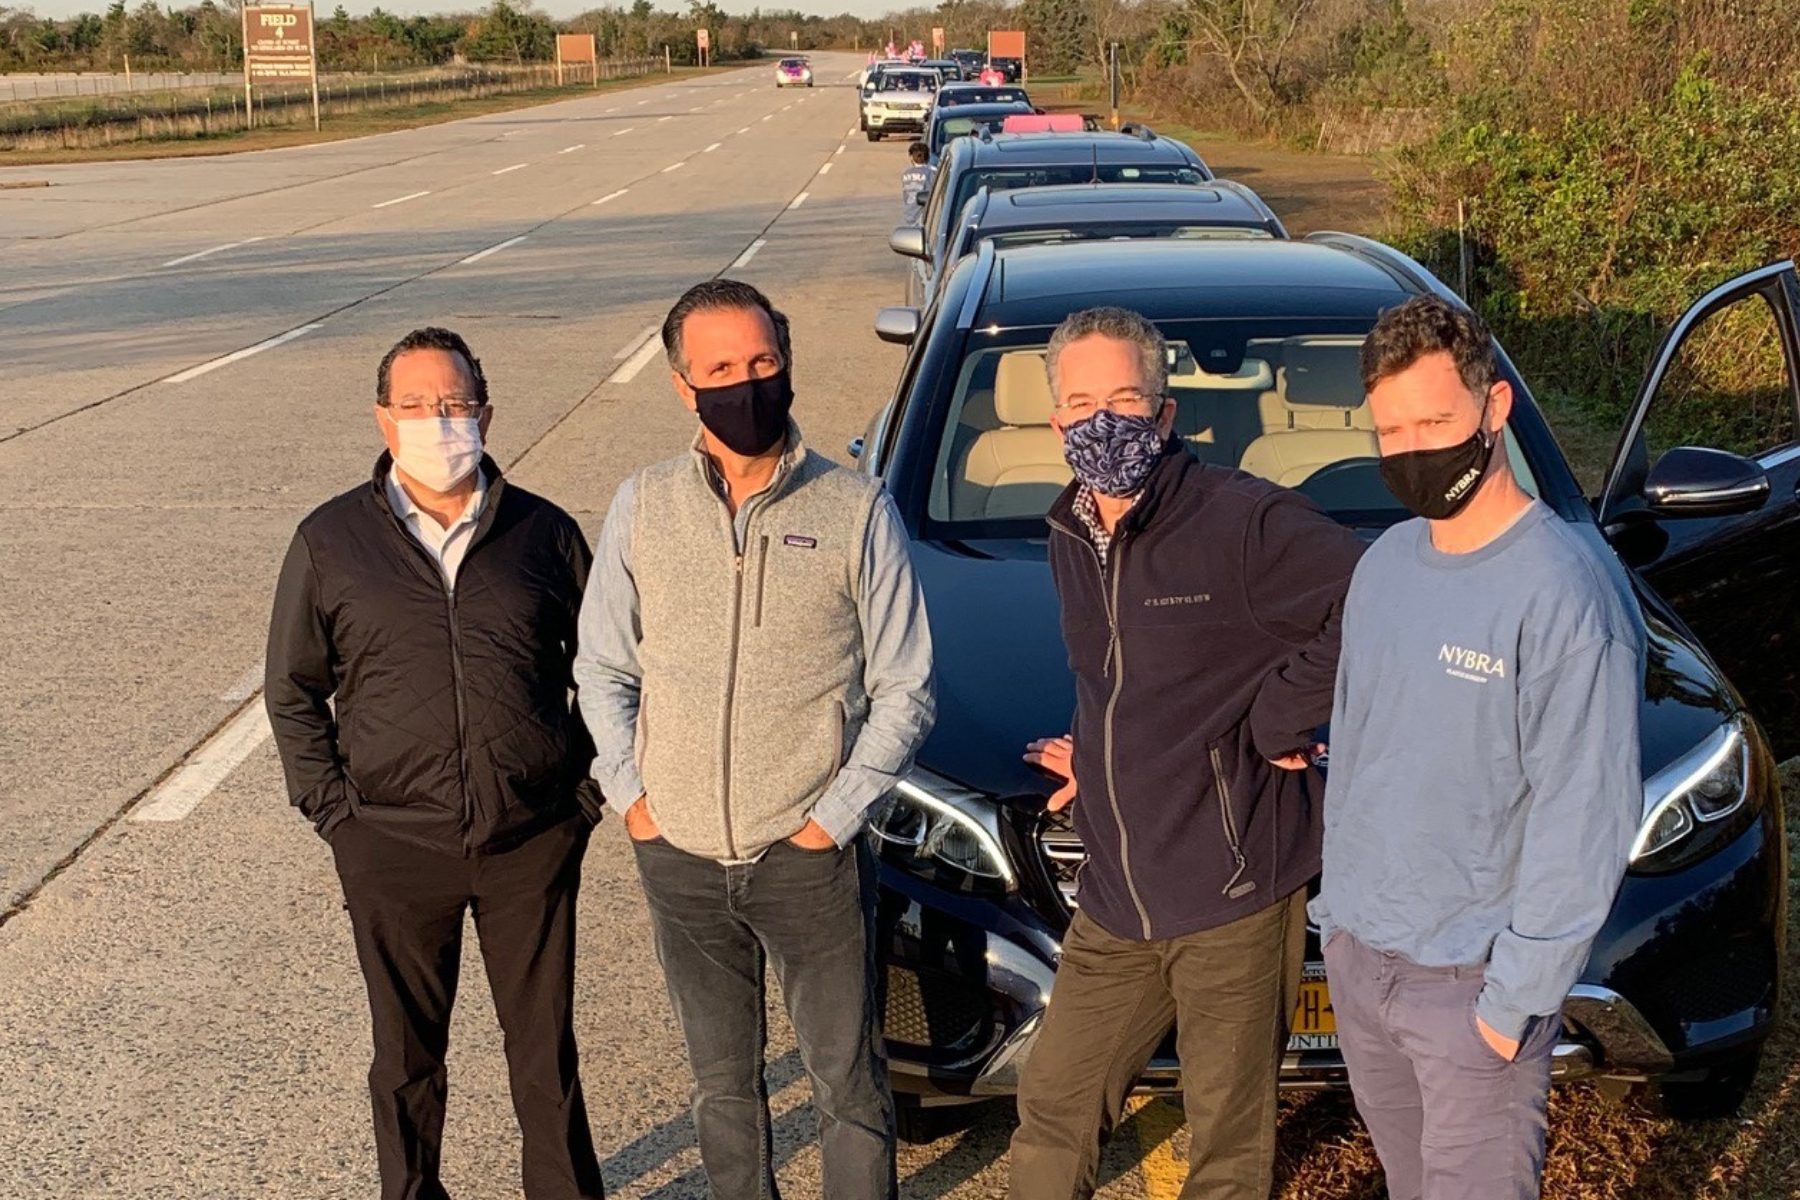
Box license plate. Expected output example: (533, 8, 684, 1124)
(1286, 963, 1337, 1052)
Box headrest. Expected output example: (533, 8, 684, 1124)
(994, 351, 1056, 426)
(1169, 356, 1274, 392)
(1279, 341, 1365, 408)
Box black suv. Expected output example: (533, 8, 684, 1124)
(855, 235, 1798, 1138)
(902, 127, 1213, 309)
(891, 180, 1287, 309)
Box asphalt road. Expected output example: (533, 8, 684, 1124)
(0, 54, 1201, 1200)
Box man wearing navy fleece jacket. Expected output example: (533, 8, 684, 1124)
(1314, 296, 1645, 1200)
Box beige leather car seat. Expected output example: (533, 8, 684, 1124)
(952, 350, 1072, 519)
(1238, 340, 1378, 487)
(1169, 357, 1274, 469)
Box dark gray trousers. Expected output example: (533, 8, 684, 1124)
(632, 835, 895, 1200)
(1324, 930, 1561, 1200)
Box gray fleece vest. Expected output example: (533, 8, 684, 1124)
(630, 431, 880, 859)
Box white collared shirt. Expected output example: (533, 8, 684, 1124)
(385, 467, 488, 587)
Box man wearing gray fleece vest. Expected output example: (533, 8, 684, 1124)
(573, 279, 934, 1200)
(1314, 295, 1645, 1200)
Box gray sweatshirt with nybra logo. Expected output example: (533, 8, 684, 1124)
(1310, 501, 1647, 1042)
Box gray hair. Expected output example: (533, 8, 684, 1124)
(1044, 306, 1168, 401)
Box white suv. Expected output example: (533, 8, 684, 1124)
(862, 69, 940, 142)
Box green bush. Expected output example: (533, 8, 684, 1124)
(1389, 61, 1800, 421)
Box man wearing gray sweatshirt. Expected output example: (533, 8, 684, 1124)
(1313, 295, 1646, 1200)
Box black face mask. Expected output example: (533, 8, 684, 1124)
(688, 368, 794, 457)
(1380, 397, 1497, 520)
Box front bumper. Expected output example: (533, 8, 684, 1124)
(865, 108, 929, 132)
(877, 790, 1784, 1103)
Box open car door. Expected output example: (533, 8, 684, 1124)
(1598, 261, 1800, 759)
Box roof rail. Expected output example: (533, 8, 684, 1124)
(1118, 122, 1157, 142)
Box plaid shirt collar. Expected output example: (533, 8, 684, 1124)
(1072, 484, 1138, 567)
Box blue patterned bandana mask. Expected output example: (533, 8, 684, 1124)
(1061, 409, 1165, 498)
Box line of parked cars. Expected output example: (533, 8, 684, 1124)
(848, 102, 1799, 1141)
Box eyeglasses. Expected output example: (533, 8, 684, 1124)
(382, 397, 487, 419)
(1053, 389, 1166, 419)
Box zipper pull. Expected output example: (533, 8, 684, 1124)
(1103, 624, 1119, 678)
(735, 555, 743, 575)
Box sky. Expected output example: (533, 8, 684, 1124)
(13, 0, 904, 21)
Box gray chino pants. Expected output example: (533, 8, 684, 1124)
(1323, 930, 1562, 1200)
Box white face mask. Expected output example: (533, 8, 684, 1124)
(391, 415, 483, 493)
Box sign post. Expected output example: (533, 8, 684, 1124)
(931, 27, 944, 54)
(243, 2, 319, 130)
(695, 27, 710, 69)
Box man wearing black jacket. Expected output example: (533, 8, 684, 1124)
(265, 327, 606, 1200)
(1008, 308, 1365, 1199)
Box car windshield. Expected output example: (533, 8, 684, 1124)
(949, 164, 1207, 227)
(940, 88, 1028, 107)
(881, 73, 937, 92)
(974, 224, 1275, 252)
(931, 112, 1027, 155)
(779, 59, 805, 69)
(919, 321, 1539, 536)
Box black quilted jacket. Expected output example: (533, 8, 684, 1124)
(265, 454, 599, 856)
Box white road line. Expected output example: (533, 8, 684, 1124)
(834, 144, 845, 156)
(592, 188, 630, 205)
(636, 98, 650, 105)
(689, 106, 703, 113)
(782, 103, 794, 111)
(738, 125, 752, 134)
(788, 192, 809, 210)
(761, 113, 775, 122)
(607, 333, 665, 384)
(730, 239, 767, 269)
(372, 190, 430, 209)
(703, 141, 721, 153)
(605, 105, 618, 112)
(819, 161, 833, 174)
(558, 143, 585, 154)
(847, 125, 858, 137)
(657, 115, 674, 122)
(459, 235, 527, 264)
(612, 126, 635, 136)
(160, 237, 265, 268)
(662, 161, 686, 173)
(219, 661, 264, 704)
(612, 322, 661, 360)
(131, 702, 272, 823)
(163, 324, 320, 384)
(492, 162, 528, 176)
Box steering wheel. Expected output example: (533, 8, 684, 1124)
(1293, 457, 1395, 511)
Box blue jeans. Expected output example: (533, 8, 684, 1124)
(632, 835, 895, 1200)
(1324, 930, 1562, 1200)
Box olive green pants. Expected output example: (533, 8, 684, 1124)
(1008, 889, 1307, 1200)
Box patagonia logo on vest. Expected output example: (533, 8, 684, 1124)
(784, 534, 818, 549)
(1145, 593, 1211, 608)
(1439, 643, 1507, 684)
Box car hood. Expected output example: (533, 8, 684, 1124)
(910, 535, 1736, 803)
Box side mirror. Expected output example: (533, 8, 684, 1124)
(874, 307, 922, 345)
(848, 436, 865, 459)
(889, 225, 929, 260)
(1644, 446, 1770, 518)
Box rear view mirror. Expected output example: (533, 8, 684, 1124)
(889, 225, 929, 260)
(874, 307, 922, 345)
(1644, 446, 1770, 518)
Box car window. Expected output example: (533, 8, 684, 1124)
(922, 323, 1539, 531)
(949, 166, 1207, 230)
(881, 73, 937, 92)
(931, 114, 1018, 155)
(1638, 290, 1799, 492)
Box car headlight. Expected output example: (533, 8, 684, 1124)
(872, 766, 1017, 893)
(1631, 716, 1755, 868)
